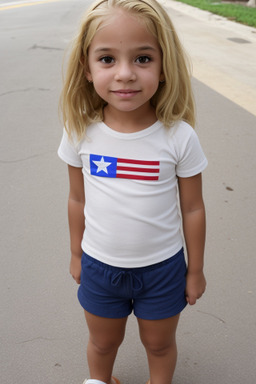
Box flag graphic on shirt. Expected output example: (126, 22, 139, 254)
(90, 154, 160, 180)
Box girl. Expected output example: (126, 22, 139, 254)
(58, 1, 207, 383)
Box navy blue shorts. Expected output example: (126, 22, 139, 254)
(78, 249, 187, 320)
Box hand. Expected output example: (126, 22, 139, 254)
(70, 253, 82, 284)
(185, 271, 206, 305)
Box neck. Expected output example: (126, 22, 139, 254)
(103, 105, 157, 133)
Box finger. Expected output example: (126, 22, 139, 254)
(186, 295, 197, 305)
(71, 274, 80, 284)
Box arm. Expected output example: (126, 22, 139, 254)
(68, 165, 85, 284)
(178, 173, 206, 305)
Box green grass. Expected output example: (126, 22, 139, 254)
(174, 0, 256, 27)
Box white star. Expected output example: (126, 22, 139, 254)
(93, 157, 112, 174)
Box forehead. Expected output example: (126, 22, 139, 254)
(89, 10, 159, 49)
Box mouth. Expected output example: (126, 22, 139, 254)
(111, 89, 140, 98)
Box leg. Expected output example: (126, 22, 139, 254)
(137, 314, 180, 384)
(85, 311, 128, 384)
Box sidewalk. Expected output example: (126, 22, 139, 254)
(159, 0, 256, 116)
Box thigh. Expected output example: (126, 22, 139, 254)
(137, 314, 180, 348)
(85, 311, 128, 348)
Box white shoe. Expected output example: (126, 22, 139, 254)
(82, 377, 120, 384)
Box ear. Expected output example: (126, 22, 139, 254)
(81, 55, 93, 82)
(85, 69, 93, 82)
(159, 72, 165, 83)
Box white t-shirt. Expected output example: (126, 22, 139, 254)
(58, 120, 207, 268)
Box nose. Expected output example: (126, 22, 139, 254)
(114, 61, 136, 82)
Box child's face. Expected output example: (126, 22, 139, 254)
(86, 10, 164, 118)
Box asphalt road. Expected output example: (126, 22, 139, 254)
(0, 1, 256, 384)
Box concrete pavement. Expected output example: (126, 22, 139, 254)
(159, 0, 256, 116)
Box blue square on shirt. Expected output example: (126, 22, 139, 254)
(90, 154, 117, 178)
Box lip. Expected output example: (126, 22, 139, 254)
(111, 89, 140, 98)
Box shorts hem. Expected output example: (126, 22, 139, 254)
(134, 301, 187, 320)
(78, 290, 132, 319)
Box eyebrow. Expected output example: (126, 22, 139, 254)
(93, 46, 158, 53)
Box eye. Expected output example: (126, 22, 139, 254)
(136, 56, 151, 64)
(100, 56, 115, 64)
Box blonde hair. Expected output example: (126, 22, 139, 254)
(60, 0, 195, 140)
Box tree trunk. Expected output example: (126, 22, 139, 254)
(247, 0, 256, 8)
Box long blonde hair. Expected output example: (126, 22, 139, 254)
(60, 0, 195, 140)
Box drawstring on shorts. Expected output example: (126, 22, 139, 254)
(111, 270, 143, 293)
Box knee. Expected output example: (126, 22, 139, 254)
(89, 335, 124, 356)
(140, 336, 176, 357)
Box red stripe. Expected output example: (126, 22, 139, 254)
(117, 166, 159, 173)
(116, 174, 159, 180)
(118, 158, 159, 166)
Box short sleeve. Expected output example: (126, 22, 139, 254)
(57, 128, 83, 168)
(175, 123, 208, 177)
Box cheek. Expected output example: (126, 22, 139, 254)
(143, 72, 161, 91)
(140, 66, 161, 82)
(92, 73, 108, 89)
(91, 74, 110, 98)
(91, 69, 110, 84)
